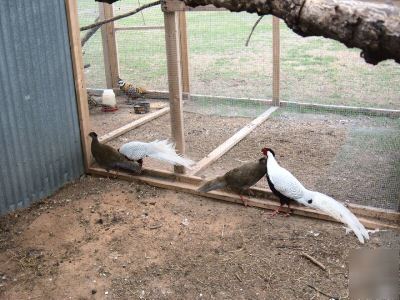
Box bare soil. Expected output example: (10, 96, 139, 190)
(89, 96, 168, 136)
(1, 177, 398, 299)
(96, 104, 399, 210)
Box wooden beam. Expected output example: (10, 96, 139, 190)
(179, 11, 190, 97)
(98, 106, 170, 143)
(189, 106, 279, 175)
(65, 0, 91, 171)
(137, 90, 400, 117)
(111, 166, 400, 223)
(99, 3, 119, 89)
(88, 167, 399, 230)
(114, 25, 164, 31)
(280, 101, 400, 117)
(272, 16, 280, 106)
(87, 87, 400, 118)
(164, 11, 186, 174)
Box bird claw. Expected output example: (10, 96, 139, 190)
(240, 196, 249, 207)
(267, 208, 291, 218)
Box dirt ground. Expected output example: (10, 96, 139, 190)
(1, 177, 398, 300)
(96, 102, 399, 210)
(89, 96, 168, 136)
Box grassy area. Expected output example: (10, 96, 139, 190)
(79, 0, 400, 110)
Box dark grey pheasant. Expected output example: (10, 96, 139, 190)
(89, 132, 142, 174)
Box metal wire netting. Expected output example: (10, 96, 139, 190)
(78, 2, 399, 212)
(78, 1, 106, 88)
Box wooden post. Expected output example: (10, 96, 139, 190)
(178, 11, 190, 100)
(164, 11, 185, 174)
(272, 17, 280, 106)
(99, 3, 119, 89)
(65, 0, 91, 171)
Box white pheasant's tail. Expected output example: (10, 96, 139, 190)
(147, 140, 195, 168)
(307, 192, 369, 244)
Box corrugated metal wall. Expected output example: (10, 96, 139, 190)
(0, 0, 84, 214)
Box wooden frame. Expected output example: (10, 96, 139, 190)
(179, 11, 190, 97)
(65, 0, 92, 170)
(114, 25, 165, 31)
(164, 11, 186, 173)
(272, 17, 280, 106)
(98, 106, 170, 143)
(88, 167, 400, 230)
(99, 2, 120, 89)
(66, 0, 399, 228)
(189, 106, 278, 175)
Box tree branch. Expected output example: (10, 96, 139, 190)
(81, 17, 101, 47)
(80, 0, 161, 31)
(245, 16, 264, 46)
(180, 0, 400, 65)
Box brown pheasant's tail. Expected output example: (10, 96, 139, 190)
(198, 176, 226, 193)
(110, 161, 142, 175)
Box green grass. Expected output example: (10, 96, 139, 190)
(79, 0, 400, 110)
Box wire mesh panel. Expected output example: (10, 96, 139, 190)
(280, 23, 400, 110)
(113, 1, 167, 91)
(78, 0, 106, 88)
(184, 12, 273, 117)
(76, 1, 399, 212)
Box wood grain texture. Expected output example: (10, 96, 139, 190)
(164, 11, 186, 173)
(272, 17, 280, 106)
(88, 166, 400, 229)
(65, 0, 92, 170)
(99, 2, 119, 89)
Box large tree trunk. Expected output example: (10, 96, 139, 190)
(178, 0, 400, 65)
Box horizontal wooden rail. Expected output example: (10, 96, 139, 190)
(88, 166, 400, 230)
(188, 106, 279, 175)
(114, 25, 164, 31)
(137, 90, 400, 117)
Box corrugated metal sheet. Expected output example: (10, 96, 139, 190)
(0, 0, 84, 214)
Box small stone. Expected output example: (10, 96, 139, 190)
(91, 289, 97, 295)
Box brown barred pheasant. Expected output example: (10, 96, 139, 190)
(118, 79, 146, 102)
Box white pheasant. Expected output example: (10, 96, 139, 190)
(261, 147, 369, 244)
(119, 140, 194, 169)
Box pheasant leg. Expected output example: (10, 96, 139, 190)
(269, 204, 284, 217)
(283, 204, 291, 217)
(269, 204, 291, 217)
(239, 195, 249, 207)
(137, 159, 143, 167)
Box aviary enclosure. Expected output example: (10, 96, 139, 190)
(79, 0, 399, 218)
(1, 1, 400, 299)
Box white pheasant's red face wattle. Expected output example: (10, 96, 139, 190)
(261, 147, 275, 156)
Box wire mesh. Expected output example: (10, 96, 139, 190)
(77, 2, 399, 212)
(184, 12, 273, 117)
(78, 0, 106, 88)
(113, 1, 168, 91)
(280, 25, 400, 110)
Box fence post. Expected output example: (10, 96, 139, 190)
(99, 3, 119, 89)
(65, 0, 92, 171)
(178, 11, 190, 100)
(164, 11, 186, 174)
(272, 16, 280, 106)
